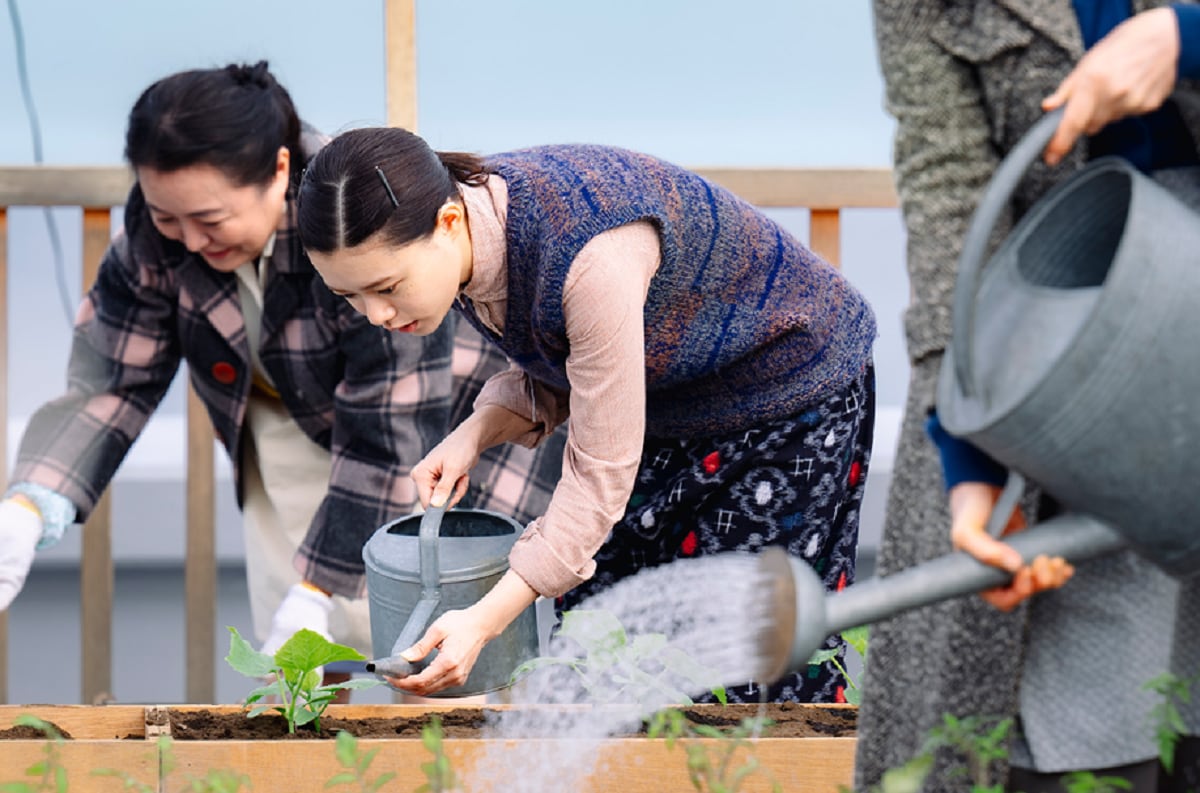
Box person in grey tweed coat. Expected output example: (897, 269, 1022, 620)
(859, 2, 1200, 790)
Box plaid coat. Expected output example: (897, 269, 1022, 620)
(11, 184, 563, 597)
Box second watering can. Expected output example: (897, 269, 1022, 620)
(362, 504, 540, 697)
(936, 107, 1200, 577)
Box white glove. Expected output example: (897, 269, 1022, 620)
(261, 582, 334, 657)
(0, 498, 43, 611)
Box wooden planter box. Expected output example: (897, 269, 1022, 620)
(0, 704, 855, 792)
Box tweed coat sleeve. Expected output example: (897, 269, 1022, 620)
(875, 0, 1020, 364)
(10, 223, 183, 519)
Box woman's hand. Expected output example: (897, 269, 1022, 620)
(386, 569, 538, 696)
(386, 607, 496, 696)
(1042, 6, 1180, 166)
(412, 424, 482, 509)
(949, 482, 1074, 611)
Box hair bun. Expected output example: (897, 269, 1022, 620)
(227, 60, 272, 89)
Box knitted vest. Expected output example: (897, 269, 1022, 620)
(462, 145, 876, 437)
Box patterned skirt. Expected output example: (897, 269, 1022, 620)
(560, 365, 875, 703)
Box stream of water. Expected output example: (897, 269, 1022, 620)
(461, 552, 782, 792)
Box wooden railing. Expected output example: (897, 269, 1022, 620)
(0, 164, 897, 705)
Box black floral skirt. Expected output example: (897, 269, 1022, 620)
(560, 365, 875, 703)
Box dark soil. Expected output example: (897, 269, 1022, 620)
(0, 722, 72, 740)
(166, 703, 856, 741)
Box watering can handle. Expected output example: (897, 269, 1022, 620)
(951, 107, 1065, 397)
(368, 503, 448, 678)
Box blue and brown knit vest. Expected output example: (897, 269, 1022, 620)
(458, 145, 876, 437)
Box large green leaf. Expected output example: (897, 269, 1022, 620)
(275, 629, 366, 673)
(225, 627, 277, 678)
(558, 609, 627, 654)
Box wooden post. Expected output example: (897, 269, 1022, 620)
(185, 386, 216, 703)
(0, 209, 8, 704)
(385, 0, 418, 130)
(80, 208, 113, 704)
(809, 209, 841, 268)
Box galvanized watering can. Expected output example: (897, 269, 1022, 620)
(936, 106, 1200, 576)
(362, 504, 539, 697)
(755, 109, 1200, 679)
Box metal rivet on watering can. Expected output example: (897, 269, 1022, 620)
(362, 504, 540, 697)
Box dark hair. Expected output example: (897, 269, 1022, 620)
(297, 126, 490, 254)
(124, 61, 303, 188)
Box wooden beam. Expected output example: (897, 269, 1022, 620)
(692, 167, 897, 208)
(385, 0, 418, 130)
(80, 209, 113, 704)
(0, 167, 132, 208)
(185, 385, 216, 703)
(0, 166, 898, 212)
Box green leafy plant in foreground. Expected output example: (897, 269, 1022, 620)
(647, 707, 781, 793)
(325, 730, 399, 792)
(225, 626, 382, 734)
(511, 608, 727, 708)
(1059, 771, 1135, 793)
(0, 715, 68, 793)
(94, 735, 251, 793)
(415, 715, 461, 793)
(1144, 670, 1198, 774)
(806, 625, 868, 705)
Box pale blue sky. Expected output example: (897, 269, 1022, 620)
(1, 0, 894, 165)
(0, 0, 909, 412)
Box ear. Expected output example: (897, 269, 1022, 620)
(276, 145, 291, 178)
(435, 200, 467, 238)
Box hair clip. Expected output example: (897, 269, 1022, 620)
(376, 166, 400, 208)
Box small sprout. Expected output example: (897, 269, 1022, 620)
(326, 730, 397, 792)
(0, 715, 68, 793)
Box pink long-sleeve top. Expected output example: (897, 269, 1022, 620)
(459, 177, 661, 599)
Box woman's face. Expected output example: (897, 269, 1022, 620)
(308, 201, 472, 335)
(136, 147, 290, 272)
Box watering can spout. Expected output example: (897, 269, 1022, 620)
(365, 655, 416, 678)
(753, 512, 1126, 684)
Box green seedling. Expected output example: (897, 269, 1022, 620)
(0, 715, 68, 793)
(848, 714, 1012, 793)
(806, 626, 867, 705)
(511, 609, 727, 708)
(225, 626, 382, 734)
(95, 735, 250, 793)
(92, 735, 167, 793)
(415, 715, 461, 793)
(324, 730, 398, 792)
(647, 707, 781, 793)
(1144, 670, 1197, 774)
(1060, 771, 1135, 793)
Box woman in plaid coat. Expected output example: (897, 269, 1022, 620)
(0, 62, 562, 683)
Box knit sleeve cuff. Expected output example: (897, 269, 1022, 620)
(6, 482, 78, 549)
(1174, 5, 1200, 80)
(925, 411, 1008, 491)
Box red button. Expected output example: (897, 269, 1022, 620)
(211, 362, 237, 385)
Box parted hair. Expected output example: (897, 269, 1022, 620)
(297, 126, 490, 253)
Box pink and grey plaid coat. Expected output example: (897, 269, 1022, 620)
(11, 184, 563, 597)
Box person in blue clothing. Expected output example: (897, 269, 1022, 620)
(862, 2, 1200, 791)
(934, 5, 1200, 792)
